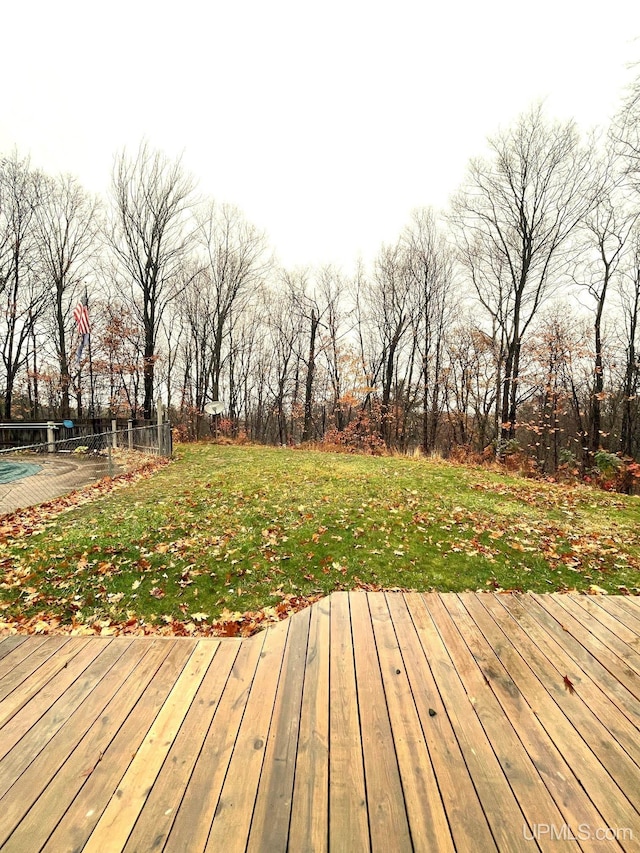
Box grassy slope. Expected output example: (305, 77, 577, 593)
(1, 443, 639, 628)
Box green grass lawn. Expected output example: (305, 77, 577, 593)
(1, 443, 639, 632)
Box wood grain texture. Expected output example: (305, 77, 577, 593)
(0, 593, 637, 853)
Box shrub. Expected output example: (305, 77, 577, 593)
(321, 416, 387, 455)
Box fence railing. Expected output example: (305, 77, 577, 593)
(0, 423, 172, 515)
(0, 423, 172, 458)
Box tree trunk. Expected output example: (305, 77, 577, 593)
(302, 309, 318, 442)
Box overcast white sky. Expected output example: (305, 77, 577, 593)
(1, 1, 639, 270)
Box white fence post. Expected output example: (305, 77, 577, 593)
(128, 419, 133, 450)
(111, 419, 118, 449)
(47, 422, 56, 453)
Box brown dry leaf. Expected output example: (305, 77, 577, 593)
(563, 675, 576, 695)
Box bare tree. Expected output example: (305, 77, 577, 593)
(316, 266, 352, 433)
(265, 280, 301, 444)
(35, 173, 101, 417)
(445, 322, 498, 450)
(450, 105, 598, 447)
(109, 142, 196, 419)
(612, 64, 640, 185)
(575, 163, 638, 455)
(0, 153, 46, 419)
(363, 243, 419, 446)
(194, 200, 270, 406)
(619, 227, 640, 456)
(402, 208, 454, 453)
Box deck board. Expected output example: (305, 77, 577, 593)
(368, 593, 454, 852)
(0, 639, 104, 750)
(43, 640, 198, 853)
(0, 593, 638, 852)
(458, 595, 638, 836)
(608, 596, 640, 627)
(162, 635, 265, 853)
(442, 594, 603, 853)
(385, 593, 497, 852)
(123, 640, 240, 852)
(570, 596, 640, 651)
(3, 639, 178, 853)
(0, 635, 69, 700)
(327, 591, 369, 852)
(247, 607, 310, 852)
(0, 635, 49, 676)
(204, 621, 290, 853)
(0, 635, 31, 663)
(496, 594, 640, 769)
(591, 597, 640, 636)
(288, 597, 330, 853)
(350, 591, 413, 852)
(533, 594, 640, 700)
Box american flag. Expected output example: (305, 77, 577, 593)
(74, 301, 90, 366)
(73, 302, 90, 335)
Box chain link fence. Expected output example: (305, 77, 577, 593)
(0, 423, 172, 515)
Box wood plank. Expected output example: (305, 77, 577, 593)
(82, 640, 220, 853)
(431, 593, 583, 853)
(368, 593, 454, 852)
(449, 594, 624, 852)
(204, 622, 290, 853)
(608, 596, 640, 625)
(0, 639, 106, 760)
(459, 594, 639, 827)
(0, 636, 48, 677)
(570, 595, 640, 653)
(593, 597, 640, 636)
(0, 636, 27, 663)
(0, 638, 92, 729)
(42, 640, 198, 853)
(0, 639, 129, 801)
(497, 594, 640, 769)
(0, 639, 146, 846)
(385, 594, 497, 852)
(247, 608, 311, 852)
(408, 593, 540, 853)
(533, 595, 640, 700)
(522, 595, 640, 728)
(0, 593, 636, 853)
(551, 595, 640, 676)
(2, 639, 176, 853)
(163, 633, 267, 853)
(288, 598, 330, 853)
(327, 590, 369, 852)
(122, 641, 240, 853)
(348, 591, 412, 852)
(0, 636, 70, 701)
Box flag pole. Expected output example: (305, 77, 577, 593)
(85, 287, 95, 419)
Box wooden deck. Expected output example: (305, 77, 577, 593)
(0, 592, 638, 852)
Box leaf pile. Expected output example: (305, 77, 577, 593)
(0, 591, 324, 638)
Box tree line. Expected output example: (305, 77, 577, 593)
(2, 73, 640, 477)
